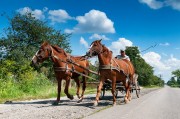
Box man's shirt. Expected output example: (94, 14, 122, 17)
(116, 55, 130, 61)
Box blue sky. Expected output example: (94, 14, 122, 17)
(0, 0, 180, 82)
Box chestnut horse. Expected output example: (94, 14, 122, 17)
(31, 42, 89, 105)
(86, 39, 135, 106)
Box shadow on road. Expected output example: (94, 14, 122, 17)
(4, 95, 125, 108)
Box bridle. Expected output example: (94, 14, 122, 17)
(88, 43, 104, 57)
(32, 46, 53, 62)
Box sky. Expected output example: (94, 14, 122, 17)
(0, 0, 180, 82)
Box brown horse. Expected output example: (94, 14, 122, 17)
(86, 39, 135, 106)
(31, 41, 89, 105)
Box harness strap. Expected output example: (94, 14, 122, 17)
(99, 64, 128, 77)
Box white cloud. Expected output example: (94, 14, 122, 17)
(65, 9, 115, 33)
(48, 9, 73, 24)
(175, 47, 180, 50)
(17, 7, 45, 20)
(159, 42, 170, 46)
(139, 0, 180, 11)
(109, 38, 133, 56)
(165, 0, 180, 11)
(143, 52, 170, 71)
(80, 37, 88, 48)
(139, 0, 164, 9)
(89, 33, 110, 40)
(142, 52, 180, 82)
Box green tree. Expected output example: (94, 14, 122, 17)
(172, 69, 180, 80)
(0, 13, 71, 61)
(125, 46, 163, 86)
(167, 77, 177, 86)
(0, 13, 72, 80)
(167, 69, 180, 87)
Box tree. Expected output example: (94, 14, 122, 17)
(0, 13, 72, 81)
(167, 69, 180, 87)
(167, 77, 177, 86)
(172, 69, 180, 80)
(0, 13, 71, 61)
(125, 46, 164, 86)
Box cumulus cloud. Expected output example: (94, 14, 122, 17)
(159, 42, 170, 46)
(48, 9, 74, 24)
(89, 33, 110, 40)
(80, 37, 88, 48)
(17, 7, 45, 20)
(139, 0, 164, 9)
(142, 52, 180, 82)
(165, 0, 180, 11)
(143, 52, 170, 71)
(139, 0, 180, 11)
(109, 38, 133, 56)
(65, 9, 115, 33)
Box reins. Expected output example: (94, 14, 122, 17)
(49, 46, 99, 80)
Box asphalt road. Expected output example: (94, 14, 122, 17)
(84, 86, 180, 119)
(0, 88, 157, 119)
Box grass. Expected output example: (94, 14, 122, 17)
(0, 81, 97, 104)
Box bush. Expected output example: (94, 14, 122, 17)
(0, 61, 54, 102)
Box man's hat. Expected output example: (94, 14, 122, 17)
(120, 49, 125, 52)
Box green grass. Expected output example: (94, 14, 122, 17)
(0, 80, 97, 103)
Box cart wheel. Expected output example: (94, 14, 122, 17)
(135, 81, 140, 98)
(99, 88, 105, 100)
(114, 89, 118, 98)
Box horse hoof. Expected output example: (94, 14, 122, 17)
(93, 101, 98, 106)
(52, 101, 59, 105)
(113, 102, 116, 106)
(76, 94, 81, 99)
(69, 95, 74, 100)
(125, 99, 129, 104)
(77, 98, 83, 103)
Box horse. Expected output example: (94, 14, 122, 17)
(31, 41, 89, 105)
(86, 39, 135, 106)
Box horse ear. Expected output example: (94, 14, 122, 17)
(42, 41, 49, 46)
(99, 39, 102, 42)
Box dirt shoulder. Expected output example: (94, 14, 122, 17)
(0, 88, 160, 119)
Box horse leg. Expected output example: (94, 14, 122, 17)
(64, 77, 74, 100)
(123, 79, 129, 104)
(74, 77, 81, 99)
(53, 79, 62, 105)
(78, 75, 87, 103)
(94, 76, 104, 106)
(128, 75, 133, 101)
(111, 77, 116, 106)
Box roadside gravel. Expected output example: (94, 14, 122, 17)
(0, 88, 159, 119)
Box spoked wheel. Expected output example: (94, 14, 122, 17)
(135, 81, 140, 98)
(114, 89, 118, 98)
(99, 88, 105, 100)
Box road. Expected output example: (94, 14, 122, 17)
(84, 86, 180, 119)
(0, 86, 178, 119)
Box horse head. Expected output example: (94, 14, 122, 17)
(31, 41, 52, 66)
(86, 39, 103, 57)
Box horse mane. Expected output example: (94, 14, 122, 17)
(42, 41, 50, 47)
(51, 45, 68, 57)
(102, 44, 113, 56)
